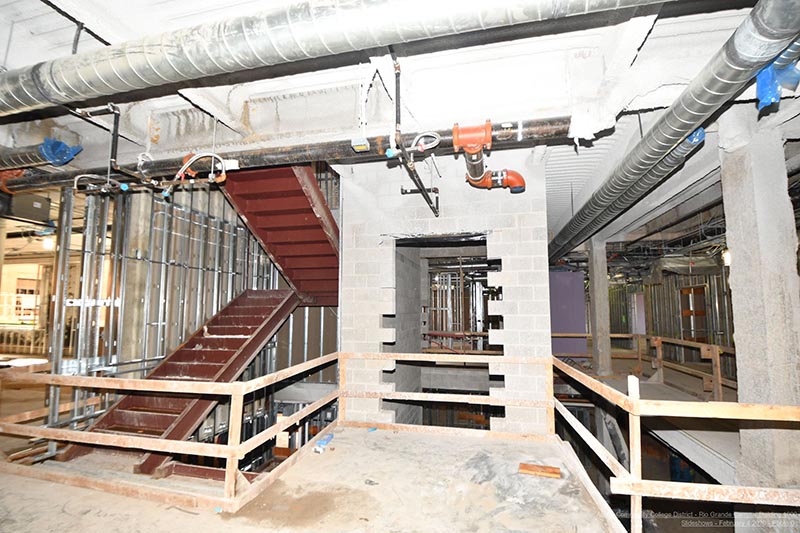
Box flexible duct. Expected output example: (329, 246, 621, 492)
(0, 0, 684, 118)
(548, 0, 800, 262)
(0, 138, 83, 171)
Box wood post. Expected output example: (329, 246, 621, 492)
(633, 334, 645, 376)
(224, 389, 244, 499)
(700, 344, 723, 401)
(338, 356, 347, 423)
(628, 375, 643, 533)
(648, 337, 664, 384)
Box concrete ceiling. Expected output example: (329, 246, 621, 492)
(1, 1, 798, 251)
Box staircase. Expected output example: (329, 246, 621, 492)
(221, 165, 339, 307)
(60, 164, 339, 474)
(61, 290, 299, 472)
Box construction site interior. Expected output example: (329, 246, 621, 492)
(1, 0, 800, 531)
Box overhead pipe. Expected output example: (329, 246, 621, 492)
(0, 137, 82, 171)
(548, 0, 800, 262)
(3, 116, 570, 193)
(453, 120, 526, 193)
(388, 46, 439, 216)
(564, 128, 705, 251)
(0, 0, 687, 118)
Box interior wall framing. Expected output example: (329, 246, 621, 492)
(643, 272, 735, 378)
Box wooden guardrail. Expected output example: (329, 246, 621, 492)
(552, 333, 736, 401)
(0, 355, 338, 512)
(3, 350, 796, 533)
(552, 357, 800, 532)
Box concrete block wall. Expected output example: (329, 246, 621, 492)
(383, 247, 423, 424)
(421, 366, 491, 392)
(336, 148, 553, 433)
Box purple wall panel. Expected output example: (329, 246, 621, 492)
(549, 271, 587, 354)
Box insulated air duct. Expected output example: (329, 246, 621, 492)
(548, 0, 800, 262)
(0, 138, 83, 171)
(0, 0, 684, 118)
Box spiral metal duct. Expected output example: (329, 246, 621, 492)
(0, 0, 683, 118)
(548, 0, 800, 262)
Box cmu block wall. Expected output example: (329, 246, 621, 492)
(383, 246, 423, 424)
(336, 148, 553, 434)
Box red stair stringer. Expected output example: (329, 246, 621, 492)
(58, 289, 299, 475)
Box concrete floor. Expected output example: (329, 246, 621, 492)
(237, 427, 616, 532)
(0, 422, 619, 532)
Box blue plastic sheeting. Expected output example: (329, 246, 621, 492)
(756, 65, 782, 111)
(38, 137, 82, 166)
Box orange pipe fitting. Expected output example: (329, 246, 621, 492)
(502, 170, 526, 194)
(453, 120, 492, 154)
(465, 169, 526, 194)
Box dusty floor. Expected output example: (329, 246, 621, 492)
(0, 426, 615, 532)
(230, 428, 613, 532)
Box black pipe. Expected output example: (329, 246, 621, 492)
(390, 46, 439, 217)
(6, 117, 570, 193)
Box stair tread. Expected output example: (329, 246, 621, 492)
(122, 405, 185, 415)
(96, 426, 163, 437)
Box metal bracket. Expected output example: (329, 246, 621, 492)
(400, 186, 440, 215)
(400, 186, 439, 195)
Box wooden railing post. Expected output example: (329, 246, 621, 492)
(701, 344, 723, 401)
(648, 337, 664, 384)
(224, 387, 244, 500)
(628, 375, 643, 533)
(633, 334, 644, 376)
(338, 354, 347, 423)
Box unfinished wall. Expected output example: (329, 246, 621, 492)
(421, 366, 491, 392)
(336, 147, 552, 434)
(382, 246, 423, 424)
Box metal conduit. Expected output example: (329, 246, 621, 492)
(548, 0, 800, 262)
(0, 0, 683, 118)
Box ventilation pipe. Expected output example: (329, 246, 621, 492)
(0, 0, 687, 118)
(548, 0, 800, 262)
(453, 121, 526, 194)
(0, 138, 83, 171)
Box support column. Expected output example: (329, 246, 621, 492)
(119, 193, 153, 373)
(718, 106, 800, 531)
(588, 236, 612, 375)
